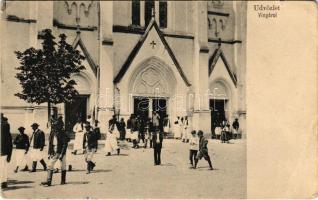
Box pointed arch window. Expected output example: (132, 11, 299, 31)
(145, 0, 155, 27)
(212, 18, 218, 37)
(159, 1, 167, 28)
(132, 0, 140, 26)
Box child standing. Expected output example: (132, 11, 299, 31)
(194, 130, 213, 170)
(83, 123, 98, 174)
(189, 130, 199, 168)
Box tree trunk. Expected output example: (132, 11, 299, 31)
(48, 101, 51, 127)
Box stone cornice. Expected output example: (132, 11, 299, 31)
(53, 19, 97, 31)
(208, 11, 230, 17)
(6, 15, 36, 23)
(208, 38, 242, 44)
(113, 25, 194, 40)
(200, 48, 209, 53)
(102, 38, 114, 46)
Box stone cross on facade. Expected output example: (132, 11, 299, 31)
(150, 40, 157, 49)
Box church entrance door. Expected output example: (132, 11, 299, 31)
(152, 98, 167, 121)
(133, 97, 167, 123)
(65, 95, 89, 132)
(133, 97, 150, 121)
(210, 99, 227, 137)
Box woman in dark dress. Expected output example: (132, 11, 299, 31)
(119, 118, 126, 141)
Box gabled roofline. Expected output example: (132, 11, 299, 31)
(209, 48, 237, 87)
(72, 34, 98, 77)
(113, 19, 191, 87)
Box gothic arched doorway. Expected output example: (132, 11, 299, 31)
(209, 79, 232, 136)
(128, 57, 177, 122)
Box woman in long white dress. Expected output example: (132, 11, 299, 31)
(163, 115, 170, 137)
(173, 116, 181, 139)
(105, 122, 120, 156)
(182, 116, 189, 142)
(72, 118, 84, 155)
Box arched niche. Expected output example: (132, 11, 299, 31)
(209, 80, 230, 100)
(128, 57, 177, 98)
(209, 79, 233, 121)
(71, 72, 94, 95)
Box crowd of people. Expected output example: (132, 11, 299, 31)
(1, 111, 241, 189)
(214, 118, 240, 143)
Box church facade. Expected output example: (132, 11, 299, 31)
(0, 1, 247, 135)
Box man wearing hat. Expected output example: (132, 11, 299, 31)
(83, 122, 99, 174)
(194, 130, 214, 170)
(41, 117, 70, 186)
(13, 127, 30, 173)
(1, 114, 13, 189)
(29, 123, 47, 172)
(152, 127, 163, 165)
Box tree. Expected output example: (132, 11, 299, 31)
(15, 29, 85, 124)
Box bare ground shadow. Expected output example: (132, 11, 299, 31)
(105, 153, 129, 157)
(195, 167, 220, 171)
(2, 185, 33, 191)
(160, 163, 174, 167)
(117, 153, 129, 156)
(65, 181, 89, 185)
(68, 169, 86, 172)
(91, 169, 112, 173)
(8, 180, 34, 185)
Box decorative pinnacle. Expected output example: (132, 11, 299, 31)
(151, 8, 155, 18)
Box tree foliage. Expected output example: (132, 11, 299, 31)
(15, 29, 85, 105)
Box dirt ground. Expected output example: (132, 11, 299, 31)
(2, 139, 246, 199)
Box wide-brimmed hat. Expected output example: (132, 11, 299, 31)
(18, 127, 25, 131)
(31, 123, 39, 128)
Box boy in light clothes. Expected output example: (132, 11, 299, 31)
(189, 130, 199, 168)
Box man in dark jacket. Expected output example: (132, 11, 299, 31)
(29, 123, 47, 172)
(13, 127, 30, 173)
(232, 118, 240, 139)
(83, 123, 98, 174)
(194, 130, 213, 170)
(41, 117, 69, 186)
(152, 128, 163, 165)
(1, 114, 13, 189)
(108, 115, 117, 129)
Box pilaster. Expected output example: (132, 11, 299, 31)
(192, 1, 211, 134)
(28, 1, 38, 48)
(37, 1, 53, 34)
(140, 1, 145, 27)
(99, 1, 114, 133)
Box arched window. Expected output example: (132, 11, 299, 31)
(132, 0, 140, 26)
(208, 18, 212, 29)
(219, 19, 225, 30)
(159, 1, 167, 28)
(212, 18, 218, 36)
(145, 0, 155, 27)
